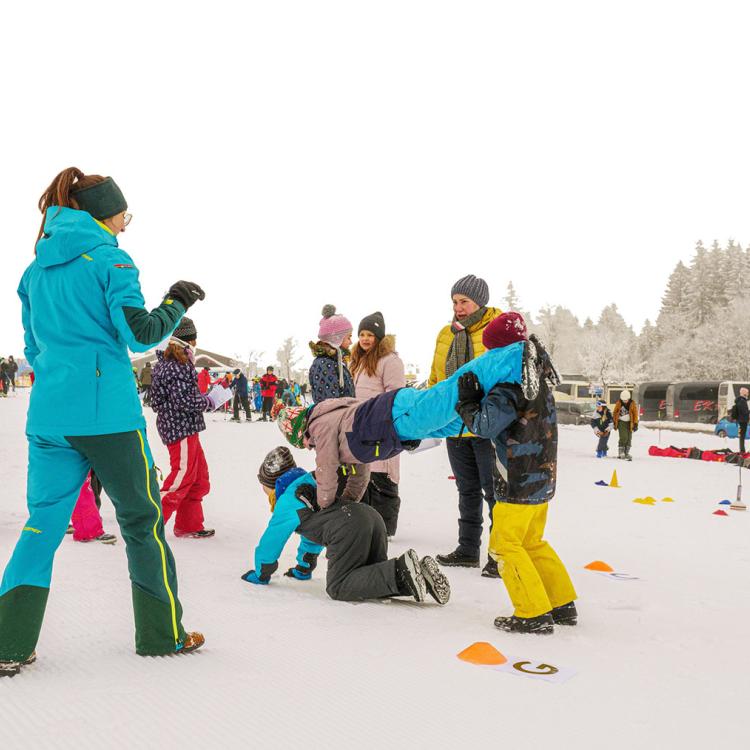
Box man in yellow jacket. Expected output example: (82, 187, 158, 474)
(429, 275, 502, 576)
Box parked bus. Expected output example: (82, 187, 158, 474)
(635, 381, 670, 421)
(665, 381, 720, 423)
(717, 381, 750, 420)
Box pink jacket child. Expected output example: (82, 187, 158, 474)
(70, 474, 116, 544)
(351, 333, 406, 536)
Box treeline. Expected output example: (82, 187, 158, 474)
(508, 239, 750, 384)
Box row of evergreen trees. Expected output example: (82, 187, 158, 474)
(510, 239, 750, 384)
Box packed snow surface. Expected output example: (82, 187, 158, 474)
(1, 390, 748, 749)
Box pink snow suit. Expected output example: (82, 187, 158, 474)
(71, 474, 105, 542)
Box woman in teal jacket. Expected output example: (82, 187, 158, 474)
(0, 167, 207, 676)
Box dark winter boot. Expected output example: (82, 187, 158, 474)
(618, 446, 625, 459)
(0, 651, 36, 678)
(494, 612, 554, 635)
(624, 448, 632, 461)
(551, 601, 578, 626)
(481, 555, 501, 578)
(395, 549, 427, 602)
(419, 556, 451, 604)
(177, 631, 205, 654)
(435, 549, 480, 568)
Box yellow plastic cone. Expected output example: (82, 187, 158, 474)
(457, 642, 508, 666)
(609, 470, 619, 488)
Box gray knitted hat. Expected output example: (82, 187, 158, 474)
(451, 275, 489, 307)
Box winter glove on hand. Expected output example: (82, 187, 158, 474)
(633, 424, 639, 432)
(455, 372, 484, 430)
(166, 280, 205, 310)
(241, 570, 269, 585)
(284, 566, 313, 581)
(295, 483, 320, 511)
(457, 372, 484, 404)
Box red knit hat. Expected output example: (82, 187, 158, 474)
(483, 312, 528, 349)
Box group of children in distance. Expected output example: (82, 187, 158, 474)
(244, 310, 579, 635)
(591, 390, 639, 461)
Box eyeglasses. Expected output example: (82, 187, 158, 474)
(123, 212, 133, 227)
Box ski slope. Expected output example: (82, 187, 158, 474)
(0, 390, 748, 749)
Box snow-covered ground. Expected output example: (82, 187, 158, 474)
(1, 389, 748, 750)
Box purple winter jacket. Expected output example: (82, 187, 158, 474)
(150, 349, 212, 446)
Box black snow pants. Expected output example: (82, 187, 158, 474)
(298, 502, 402, 601)
(261, 396, 274, 420)
(360, 472, 401, 537)
(739, 422, 748, 454)
(233, 393, 252, 420)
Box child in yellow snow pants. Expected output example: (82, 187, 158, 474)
(489, 503, 576, 620)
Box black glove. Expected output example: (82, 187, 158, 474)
(633, 424, 639, 432)
(457, 372, 484, 404)
(295, 483, 320, 512)
(455, 372, 484, 430)
(167, 280, 205, 310)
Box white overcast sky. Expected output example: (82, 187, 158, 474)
(2, 1, 749, 375)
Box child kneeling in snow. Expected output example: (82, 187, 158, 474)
(454, 312, 578, 635)
(242, 447, 450, 605)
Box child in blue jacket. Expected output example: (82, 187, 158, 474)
(242, 447, 451, 605)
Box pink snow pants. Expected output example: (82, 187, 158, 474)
(161, 434, 210, 535)
(71, 474, 105, 542)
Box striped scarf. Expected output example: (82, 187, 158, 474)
(445, 307, 486, 377)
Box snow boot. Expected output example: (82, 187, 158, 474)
(481, 555, 501, 578)
(624, 448, 632, 461)
(177, 632, 205, 654)
(175, 529, 216, 539)
(435, 549, 480, 568)
(618, 446, 625, 460)
(65, 524, 74, 535)
(551, 601, 578, 626)
(494, 612, 554, 635)
(395, 549, 427, 602)
(0, 651, 36, 678)
(419, 556, 451, 604)
(78, 533, 117, 545)
(596, 450, 602, 458)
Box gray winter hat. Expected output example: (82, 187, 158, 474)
(358, 311, 386, 340)
(451, 274, 489, 307)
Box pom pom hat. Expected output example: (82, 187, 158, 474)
(318, 305, 353, 348)
(482, 312, 528, 350)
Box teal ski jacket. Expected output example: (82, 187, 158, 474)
(19, 207, 186, 436)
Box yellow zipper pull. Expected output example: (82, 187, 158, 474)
(352, 465, 357, 475)
(375, 443, 380, 458)
(341, 466, 347, 477)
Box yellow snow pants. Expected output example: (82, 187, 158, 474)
(489, 502, 577, 619)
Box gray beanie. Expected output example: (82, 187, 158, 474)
(451, 275, 489, 307)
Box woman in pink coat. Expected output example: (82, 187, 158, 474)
(349, 312, 406, 536)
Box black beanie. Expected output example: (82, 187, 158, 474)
(173, 317, 197, 342)
(258, 446, 297, 488)
(72, 177, 128, 220)
(358, 311, 386, 340)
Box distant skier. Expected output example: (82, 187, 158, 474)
(613, 390, 639, 460)
(230, 368, 252, 422)
(259, 366, 278, 421)
(591, 399, 613, 457)
(242, 447, 451, 605)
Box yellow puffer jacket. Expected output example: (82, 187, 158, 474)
(428, 306, 503, 438)
(428, 306, 503, 386)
